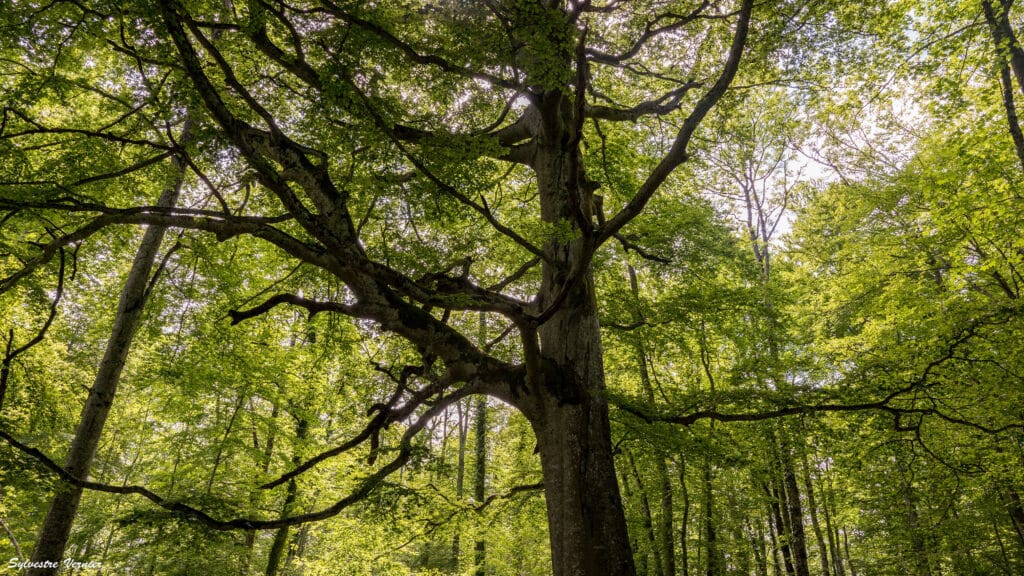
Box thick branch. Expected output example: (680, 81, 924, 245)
(585, 82, 701, 121)
(598, 0, 753, 244)
(228, 293, 357, 324)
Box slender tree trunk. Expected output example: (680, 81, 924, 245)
(782, 453, 806, 573)
(206, 390, 247, 495)
(727, 493, 752, 575)
(819, 473, 844, 576)
(473, 394, 487, 576)
(0, 330, 13, 412)
(628, 451, 664, 576)
(265, 417, 309, 576)
(628, 265, 675, 576)
(799, 448, 830, 576)
(780, 442, 810, 576)
(658, 466, 675, 576)
(621, 465, 648, 576)
(452, 399, 468, 569)
(284, 523, 310, 573)
(28, 121, 192, 575)
(96, 436, 147, 575)
(1, 516, 24, 560)
(680, 459, 691, 576)
(768, 502, 784, 576)
(842, 528, 857, 576)
(769, 480, 795, 576)
(702, 461, 721, 576)
(983, 0, 1024, 97)
(983, 0, 1024, 170)
(749, 519, 768, 576)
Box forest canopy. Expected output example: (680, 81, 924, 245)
(1, 1, 1023, 575)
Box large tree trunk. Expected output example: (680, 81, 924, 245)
(522, 85, 637, 576)
(532, 389, 635, 576)
(530, 274, 635, 576)
(28, 122, 190, 575)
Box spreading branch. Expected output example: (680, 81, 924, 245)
(598, 0, 754, 244)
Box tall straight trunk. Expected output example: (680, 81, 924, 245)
(680, 459, 691, 576)
(702, 462, 721, 576)
(473, 395, 487, 576)
(769, 480, 795, 576)
(727, 493, 752, 575)
(627, 451, 664, 576)
(452, 400, 468, 568)
(658, 463, 674, 576)
(628, 265, 675, 576)
(767, 502, 784, 576)
(749, 519, 768, 576)
(28, 121, 191, 575)
(783, 453, 810, 576)
(620, 465, 648, 576)
(841, 528, 857, 576)
(800, 449, 830, 576)
(818, 465, 845, 576)
(265, 417, 309, 576)
(696, 328, 721, 576)
(772, 428, 809, 576)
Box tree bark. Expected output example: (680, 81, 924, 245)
(532, 388, 635, 576)
(680, 459, 691, 576)
(800, 450, 830, 576)
(520, 84, 636, 576)
(819, 469, 845, 576)
(983, 0, 1024, 170)
(528, 267, 635, 575)
(781, 446, 810, 576)
(627, 451, 664, 576)
(28, 121, 191, 575)
(842, 528, 857, 576)
(452, 399, 468, 569)
(473, 395, 487, 576)
(749, 518, 768, 576)
(265, 417, 309, 576)
(769, 480, 795, 576)
(702, 461, 721, 576)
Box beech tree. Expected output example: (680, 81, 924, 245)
(0, 1, 766, 574)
